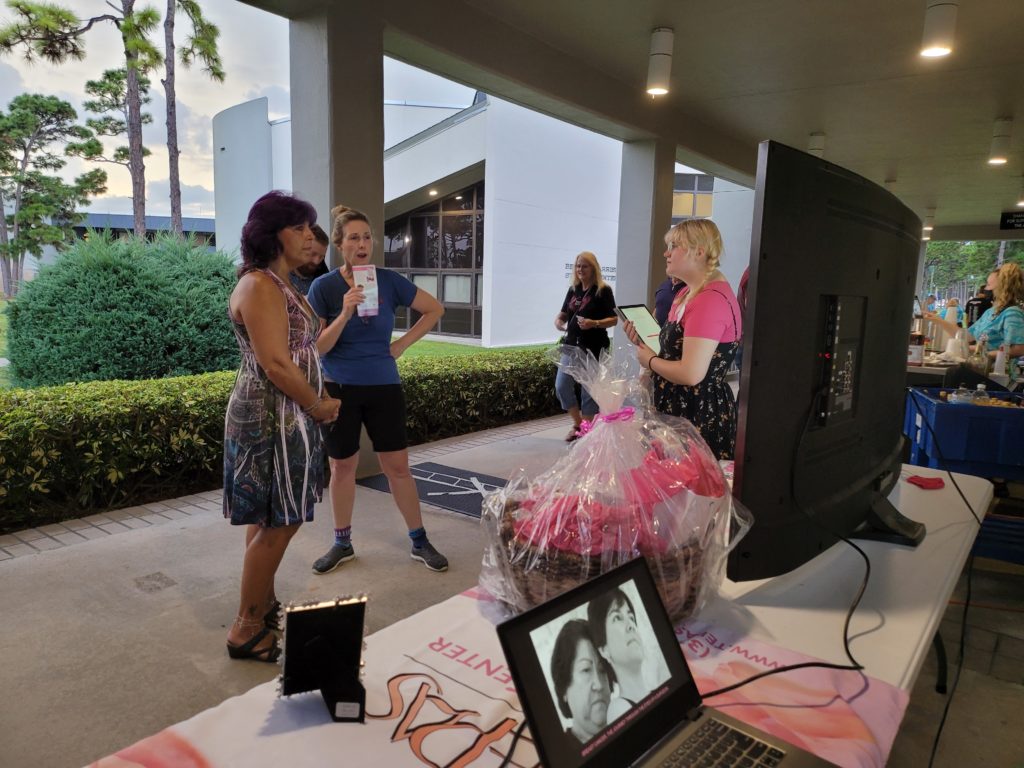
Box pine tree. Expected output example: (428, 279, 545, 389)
(163, 0, 224, 235)
(0, 1, 161, 236)
(0, 94, 107, 297)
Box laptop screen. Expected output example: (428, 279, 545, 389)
(497, 558, 703, 768)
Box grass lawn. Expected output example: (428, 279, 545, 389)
(400, 339, 550, 359)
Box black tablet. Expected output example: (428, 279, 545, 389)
(615, 304, 662, 354)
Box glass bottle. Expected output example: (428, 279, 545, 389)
(966, 334, 990, 377)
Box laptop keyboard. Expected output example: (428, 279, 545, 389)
(659, 718, 786, 767)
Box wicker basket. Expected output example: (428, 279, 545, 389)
(497, 502, 707, 624)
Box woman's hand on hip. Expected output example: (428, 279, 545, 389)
(390, 338, 409, 359)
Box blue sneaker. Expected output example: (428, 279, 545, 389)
(312, 542, 355, 574)
(410, 541, 448, 572)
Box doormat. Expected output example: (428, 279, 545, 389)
(355, 462, 507, 519)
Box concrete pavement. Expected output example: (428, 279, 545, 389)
(0, 414, 1021, 767)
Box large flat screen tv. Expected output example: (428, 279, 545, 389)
(729, 140, 924, 582)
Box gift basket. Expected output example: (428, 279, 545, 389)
(480, 347, 751, 623)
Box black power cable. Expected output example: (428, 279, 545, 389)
(705, 384, 868, 699)
(905, 388, 986, 768)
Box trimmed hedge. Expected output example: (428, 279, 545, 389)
(0, 350, 559, 531)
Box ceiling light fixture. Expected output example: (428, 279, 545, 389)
(646, 27, 674, 96)
(920, 1, 957, 57)
(807, 132, 826, 158)
(988, 118, 1012, 165)
(923, 208, 936, 231)
(1017, 178, 1024, 208)
(428, 189, 438, 196)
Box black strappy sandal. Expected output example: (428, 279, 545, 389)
(226, 627, 281, 663)
(263, 600, 282, 631)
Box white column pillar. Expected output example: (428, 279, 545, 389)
(614, 139, 676, 307)
(289, 9, 386, 479)
(289, 7, 385, 266)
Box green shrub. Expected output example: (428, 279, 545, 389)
(7, 233, 239, 387)
(0, 350, 559, 531)
(401, 349, 560, 443)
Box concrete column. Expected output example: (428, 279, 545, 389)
(289, 7, 385, 266)
(289, 9, 386, 479)
(614, 139, 676, 307)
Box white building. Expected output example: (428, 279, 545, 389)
(213, 59, 753, 347)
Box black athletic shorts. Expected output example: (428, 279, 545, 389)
(321, 382, 408, 459)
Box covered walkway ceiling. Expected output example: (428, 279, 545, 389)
(242, 0, 1024, 239)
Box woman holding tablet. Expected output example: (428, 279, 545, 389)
(554, 251, 618, 441)
(622, 219, 741, 459)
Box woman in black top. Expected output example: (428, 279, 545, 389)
(554, 251, 617, 440)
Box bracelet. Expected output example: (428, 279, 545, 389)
(302, 396, 323, 415)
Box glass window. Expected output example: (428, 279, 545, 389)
(394, 306, 408, 329)
(697, 175, 715, 192)
(473, 309, 482, 335)
(410, 216, 440, 268)
(441, 215, 473, 268)
(476, 184, 483, 209)
(476, 274, 482, 305)
(444, 274, 472, 304)
(695, 194, 714, 217)
(412, 274, 438, 297)
(442, 307, 473, 335)
(384, 221, 408, 268)
(475, 214, 484, 268)
(674, 173, 697, 192)
(442, 189, 475, 212)
(672, 192, 694, 217)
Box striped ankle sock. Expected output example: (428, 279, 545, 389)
(334, 527, 352, 547)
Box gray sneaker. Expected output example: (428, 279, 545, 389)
(312, 542, 355, 574)
(410, 541, 448, 572)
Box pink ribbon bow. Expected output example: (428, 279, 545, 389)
(576, 406, 636, 438)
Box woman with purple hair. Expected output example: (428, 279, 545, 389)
(222, 191, 346, 662)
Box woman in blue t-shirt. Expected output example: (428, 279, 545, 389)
(306, 205, 449, 575)
(926, 263, 1024, 360)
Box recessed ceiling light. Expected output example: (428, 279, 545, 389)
(428, 189, 438, 196)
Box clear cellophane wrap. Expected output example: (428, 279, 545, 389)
(480, 347, 751, 623)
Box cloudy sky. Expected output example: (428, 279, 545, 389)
(0, 0, 291, 218)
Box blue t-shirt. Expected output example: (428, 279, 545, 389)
(968, 305, 1024, 350)
(307, 268, 418, 385)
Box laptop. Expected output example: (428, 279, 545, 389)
(496, 558, 833, 768)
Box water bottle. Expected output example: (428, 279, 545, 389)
(950, 384, 972, 403)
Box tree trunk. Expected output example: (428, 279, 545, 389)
(122, 0, 148, 238)
(0, 257, 11, 299)
(163, 0, 183, 236)
(13, 253, 23, 296)
(997, 240, 1006, 267)
(0, 187, 10, 297)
